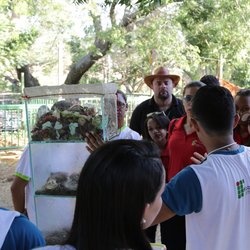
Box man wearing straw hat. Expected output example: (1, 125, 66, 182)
(130, 66, 185, 137)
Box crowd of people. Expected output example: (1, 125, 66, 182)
(1, 66, 249, 250)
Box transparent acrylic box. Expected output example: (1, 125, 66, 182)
(23, 83, 118, 241)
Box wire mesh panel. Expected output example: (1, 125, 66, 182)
(0, 104, 28, 149)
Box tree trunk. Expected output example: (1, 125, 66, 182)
(16, 65, 40, 87)
(64, 8, 136, 85)
(64, 40, 111, 85)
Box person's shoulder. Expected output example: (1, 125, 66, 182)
(167, 166, 201, 191)
(2, 211, 45, 250)
(127, 127, 142, 140)
(168, 116, 183, 134)
(119, 126, 142, 140)
(175, 166, 199, 180)
(11, 214, 45, 241)
(163, 167, 202, 214)
(16, 145, 31, 171)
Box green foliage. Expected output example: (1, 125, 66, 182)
(73, 0, 163, 7)
(67, 1, 200, 90)
(1, 0, 250, 92)
(230, 64, 250, 87)
(176, 0, 250, 85)
(79, 63, 104, 84)
(2, 29, 38, 66)
(0, 0, 81, 90)
(101, 5, 200, 92)
(73, 0, 173, 16)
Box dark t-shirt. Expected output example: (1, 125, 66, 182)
(130, 95, 185, 137)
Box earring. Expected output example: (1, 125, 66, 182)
(142, 218, 146, 224)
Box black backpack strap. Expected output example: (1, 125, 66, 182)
(169, 118, 178, 136)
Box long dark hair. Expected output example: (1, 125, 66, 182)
(66, 140, 164, 250)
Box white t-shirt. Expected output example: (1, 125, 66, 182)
(112, 126, 141, 140)
(163, 145, 250, 250)
(188, 146, 250, 250)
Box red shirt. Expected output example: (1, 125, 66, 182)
(233, 126, 250, 145)
(167, 115, 207, 181)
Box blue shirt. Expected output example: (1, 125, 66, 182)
(162, 167, 202, 215)
(1, 208, 45, 250)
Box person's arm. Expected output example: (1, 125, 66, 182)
(152, 167, 202, 226)
(11, 146, 30, 215)
(11, 176, 28, 214)
(151, 202, 176, 226)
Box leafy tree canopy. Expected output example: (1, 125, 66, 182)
(177, 0, 250, 86)
(1, 0, 250, 92)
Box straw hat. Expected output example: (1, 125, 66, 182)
(144, 66, 180, 88)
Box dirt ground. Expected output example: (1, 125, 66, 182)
(0, 149, 23, 209)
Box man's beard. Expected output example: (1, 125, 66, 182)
(158, 90, 170, 101)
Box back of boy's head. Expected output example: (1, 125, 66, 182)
(192, 86, 235, 135)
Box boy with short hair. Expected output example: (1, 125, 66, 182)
(154, 86, 250, 250)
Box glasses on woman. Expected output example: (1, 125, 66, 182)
(183, 95, 194, 103)
(117, 101, 126, 109)
(147, 111, 166, 118)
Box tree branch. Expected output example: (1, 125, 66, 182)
(109, 0, 118, 26)
(64, 4, 139, 85)
(120, 8, 137, 27)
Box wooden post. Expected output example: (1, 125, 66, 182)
(218, 54, 224, 80)
(58, 41, 64, 85)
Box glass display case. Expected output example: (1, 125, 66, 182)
(23, 83, 118, 243)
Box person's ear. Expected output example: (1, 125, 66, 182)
(233, 113, 240, 129)
(190, 117, 200, 133)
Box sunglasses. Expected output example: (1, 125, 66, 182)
(147, 111, 166, 118)
(183, 95, 194, 103)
